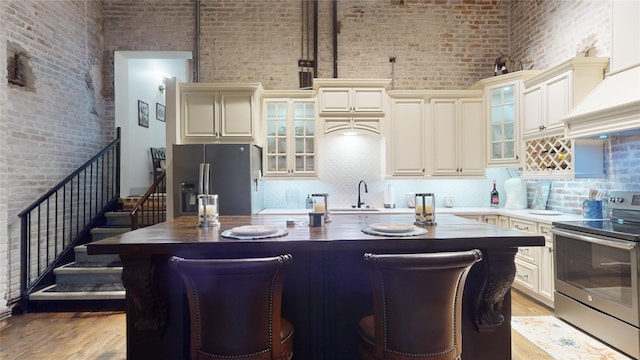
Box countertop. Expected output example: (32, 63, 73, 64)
(87, 213, 544, 255)
(258, 207, 588, 224)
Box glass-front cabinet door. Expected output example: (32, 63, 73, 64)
(264, 98, 316, 177)
(489, 84, 519, 165)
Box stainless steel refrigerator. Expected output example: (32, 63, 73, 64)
(173, 144, 264, 216)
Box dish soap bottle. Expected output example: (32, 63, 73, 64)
(490, 180, 500, 208)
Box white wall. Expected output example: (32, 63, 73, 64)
(114, 52, 191, 197)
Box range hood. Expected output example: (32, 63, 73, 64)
(563, 0, 640, 139)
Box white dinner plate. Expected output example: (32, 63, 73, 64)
(230, 225, 279, 236)
(529, 210, 562, 215)
(369, 223, 416, 233)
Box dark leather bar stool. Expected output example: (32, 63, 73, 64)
(358, 249, 483, 360)
(169, 254, 294, 360)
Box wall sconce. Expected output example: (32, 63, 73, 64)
(158, 74, 167, 94)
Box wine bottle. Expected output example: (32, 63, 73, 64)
(490, 180, 500, 208)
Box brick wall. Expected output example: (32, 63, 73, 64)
(509, 0, 611, 70)
(1, 0, 109, 309)
(101, 0, 510, 92)
(0, 5, 8, 317)
(101, 0, 195, 99)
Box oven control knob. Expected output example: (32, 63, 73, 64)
(615, 197, 624, 203)
(608, 197, 624, 203)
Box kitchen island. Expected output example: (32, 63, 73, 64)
(87, 213, 544, 360)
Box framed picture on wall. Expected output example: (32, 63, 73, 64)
(138, 100, 149, 128)
(156, 103, 165, 122)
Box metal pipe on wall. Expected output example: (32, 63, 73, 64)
(332, 0, 338, 78)
(194, 0, 201, 82)
(313, 0, 318, 78)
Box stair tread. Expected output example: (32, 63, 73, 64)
(30, 284, 125, 301)
(66, 261, 122, 268)
(90, 226, 131, 232)
(42, 283, 124, 292)
(53, 264, 122, 274)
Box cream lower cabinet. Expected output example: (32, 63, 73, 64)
(510, 217, 554, 308)
(538, 224, 555, 303)
(180, 83, 262, 143)
(431, 97, 485, 177)
(458, 215, 499, 225)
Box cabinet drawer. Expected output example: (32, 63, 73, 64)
(510, 218, 536, 233)
(514, 258, 538, 292)
(516, 246, 540, 264)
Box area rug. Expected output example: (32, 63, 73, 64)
(512, 315, 632, 360)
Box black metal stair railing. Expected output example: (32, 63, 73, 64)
(17, 128, 121, 312)
(130, 171, 166, 230)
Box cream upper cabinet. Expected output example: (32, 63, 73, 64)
(389, 98, 425, 176)
(523, 73, 569, 136)
(522, 57, 609, 139)
(180, 83, 262, 143)
(314, 79, 390, 136)
(317, 87, 386, 114)
(313, 79, 390, 134)
(263, 96, 316, 178)
(469, 71, 540, 167)
(431, 96, 485, 177)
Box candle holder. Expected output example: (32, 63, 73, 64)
(415, 193, 436, 226)
(197, 194, 219, 227)
(310, 193, 331, 225)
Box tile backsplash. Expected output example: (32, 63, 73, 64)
(263, 134, 513, 209)
(263, 133, 640, 214)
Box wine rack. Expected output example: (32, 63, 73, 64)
(523, 136, 604, 179)
(524, 136, 571, 172)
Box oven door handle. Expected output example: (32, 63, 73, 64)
(551, 228, 637, 250)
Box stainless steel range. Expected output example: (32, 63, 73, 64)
(552, 191, 640, 359)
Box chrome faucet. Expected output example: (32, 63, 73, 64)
(357, 180, 368, 208)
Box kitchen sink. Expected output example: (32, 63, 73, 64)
(329, 207, 381, 212)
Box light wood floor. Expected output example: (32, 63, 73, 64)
(0, 290, 552, 360)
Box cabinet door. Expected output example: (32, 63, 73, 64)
(264, 101, 289, 175)
(391, 99, 425, 176)
(498, 215, 510, 228)
(183, 92, 217, 137)
(538, 224, 555, 303)
(545, 72, 571, 132)
(489, 85, 518, 164)
(352, 88, 385, 113)
(220, 92, 254, 138)
(318, 88, 351, 113)
(264, 99, 316, 177)
(482, 215, 499, 225)
(431, 99, 458, 176)
(459, 98, 485, 175)
(292, 101, 316, 175)
(523, 85, 543, 135)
